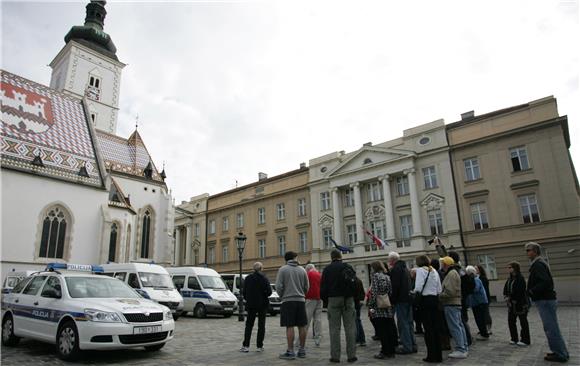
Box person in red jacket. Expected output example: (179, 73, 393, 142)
(304, 263, 323, 346)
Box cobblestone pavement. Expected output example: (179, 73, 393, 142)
(1, 306, 578, 366)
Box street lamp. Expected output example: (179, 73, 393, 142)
(235, 232, 247, 322)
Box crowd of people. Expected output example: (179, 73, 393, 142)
(238, 241, 570, 363)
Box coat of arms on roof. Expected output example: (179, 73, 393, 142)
(1, 82, 54, 134)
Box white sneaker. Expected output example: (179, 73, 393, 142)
(449, 351, 468, 359)
(509, 341, 517, 345)
(314, 336, 321, 347)
(239, 346, 249, 353)
(516, 342, 529, 347)
(256, 347, 264, 352)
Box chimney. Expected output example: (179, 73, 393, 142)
(363, 142, 372, 147)
(299, 162, 306, 169)
(258, 172, 268, 181)
(461, 111, 475, 120)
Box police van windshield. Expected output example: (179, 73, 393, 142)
(138, 272, 174, 289)
(66, 277, 140, 298)
(199, 275, 227, 290)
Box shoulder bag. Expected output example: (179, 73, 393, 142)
(412, 268, 431, 308)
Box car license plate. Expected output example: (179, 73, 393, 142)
(224, 307, 232, 311)
(133, 325, 162, 334)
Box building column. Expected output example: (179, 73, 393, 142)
(185, 224, 192, 264)
(351, 182, 364, 244)
(332, 187, 343, 244)
(380, 175, 396, 242)
(174, 226, 182, 265)
(405, 168, 423, 236)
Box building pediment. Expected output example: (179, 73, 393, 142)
(365, 205, 385, 221)
(318, 213, 334, 227)
(421, 193, 445, 210)
(328, 146, 415, 177)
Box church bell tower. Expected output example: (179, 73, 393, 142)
(49, 0, 125, 134)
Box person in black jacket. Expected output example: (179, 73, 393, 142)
(387, 251, 416, 354)
(525, 242, 569, 363)
(240, 262, 272, 352)
(476, 264, 493, 335)
(354, 276, 366, 347)
(503, 261, 530, 346)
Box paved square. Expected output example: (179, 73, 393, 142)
(2, 305, 578, 365)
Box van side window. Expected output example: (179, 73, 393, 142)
(101, 272, 114, 277)
(222, 277, 234, 291)
(41, 277, 62, 298)
(114, 272, 126, 281)
(128, 273, 140, 289)
(173, 275, 185, 290)
(188, 276, 201, 290)
(11, 277, 32, 294)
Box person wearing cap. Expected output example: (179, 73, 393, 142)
(439, 256, 468, 359)
(525, 242, 569, 363)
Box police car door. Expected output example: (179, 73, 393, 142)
(15, 275, 48, 338)
(35, 276, 63, 341)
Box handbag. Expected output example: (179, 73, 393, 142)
(377, 293, 391, 309)
(412, 269, 431, 307)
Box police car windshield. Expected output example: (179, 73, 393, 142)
(66, 277, 140, 298)
(138, 272, 174, 289)
(199, 275, 227, 290)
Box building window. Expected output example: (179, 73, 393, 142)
(367, 182, 383, 202)
(396, 176, 409, 196)
(510, 146, 530, 172)
(322, 228, 333, 249)
(90, 113, 97, 124)
(209, 220, 216, 234)
(422, 166, 438, 189)
(108, 223, 118, 262)
(471, 202, 489, 230)
(86, 75, 101, 101)
(297, 198, 307, 217)
(89, 75, 101, 89)
(222, 217, 229, 231)
(320, 191, 331, 211)
(519, 194, 540, 223)
(278, 235, 286, 256)
(398, 215, 412, 247)
(258, 239, 266, 258)
(194, 223, 200, 237)
(464, 158, 481, 181)
(344, 188, 354, 207)
(368, 221, 385, 252)
(193, 249, 199, 265)
(222, 245, 229, 263)
(236, 213, 244, 228)
(476, 254, 498, 280)
(299, 232, 308, 253)
(208, 246, 215, 264)
(277, 203, 286, 220)
(428, 210, 444, 235)
(258, 208, 266, 224)
(38, 206, 69, 259)
(346, 224, 357, 245)
(140, 210, 152, 258)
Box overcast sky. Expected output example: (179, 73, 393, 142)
(2, 0, 578, 204)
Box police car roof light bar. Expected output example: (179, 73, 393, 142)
(45, 263, 104, 273)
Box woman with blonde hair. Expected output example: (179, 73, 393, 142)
(367, 261, 396, 359)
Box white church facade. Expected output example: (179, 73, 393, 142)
(1, 0, 174, 279)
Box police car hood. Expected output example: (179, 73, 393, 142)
(80, 298, 168, 314)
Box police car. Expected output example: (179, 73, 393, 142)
(1, 263, 175, 360)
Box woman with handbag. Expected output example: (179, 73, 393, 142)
(413, 255, 443, 363)
(503, 261, 530, 346)
(367, 261, 396, 359)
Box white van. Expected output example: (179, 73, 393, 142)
(167, 267, 237, 318)
(2, 270, 37, 294)
(221, 273, 281, 315)
(100, 263, 184, 320)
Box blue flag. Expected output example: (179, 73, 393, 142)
(330, 238, 353, 253)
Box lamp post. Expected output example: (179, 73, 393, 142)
(235, 232, 247, 322)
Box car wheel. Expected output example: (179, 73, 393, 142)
(2, 314, 20, 346)
(223, 313, 232, 318)
(57, 321, 80, 361)
(194, 303, 206, 318)
(144, 343, 166, 351)
(181, 311, 188, 317)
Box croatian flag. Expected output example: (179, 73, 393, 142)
(330, 238, 354, 253)
(364, 228, 387, 249)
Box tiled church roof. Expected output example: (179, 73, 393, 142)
(1, 70, 104, 187)
(96, 129, 164, 184)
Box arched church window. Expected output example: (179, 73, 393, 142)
(140, 210, 152, 258)
(108, 223, 118, 262)
(39, 206, 69, 259)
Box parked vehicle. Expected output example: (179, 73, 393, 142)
(167, 267, 237, 318)
(2, 270, 36, 294)
(1, 263, 175, 361)
(221, 273, 281, 315)
(100, 263, 184, 320)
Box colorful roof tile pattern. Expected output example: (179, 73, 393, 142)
(96, 129, 164, 184)
(1, 70, 103, 187)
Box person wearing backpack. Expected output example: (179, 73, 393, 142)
(320, 249, 357, 363)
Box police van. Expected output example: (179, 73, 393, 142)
(2, 270, 37, 294)
(167, 267, 237, 318)
(100, 263, 184, 320)
(221, 273, 281, 315)
(1, 263, 175, 360)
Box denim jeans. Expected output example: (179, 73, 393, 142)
(535, 300, 569, 360)
(354, 302, 366, 343)
(395, 302, 416, 352)
(444, 306, 468, 353)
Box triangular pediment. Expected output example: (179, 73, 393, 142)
(318, 213, 334, 227)
(421, 193, 445, 210)
(328, 146, 415, 177)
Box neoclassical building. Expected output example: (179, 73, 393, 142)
(308, 120, 461, 285)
